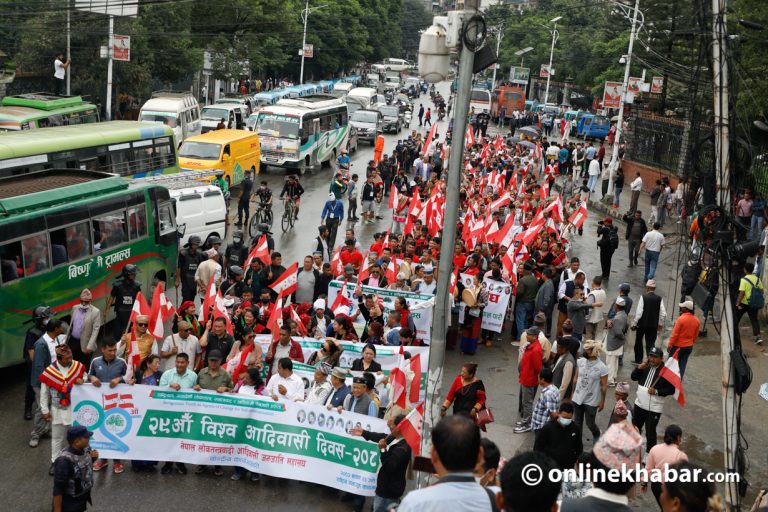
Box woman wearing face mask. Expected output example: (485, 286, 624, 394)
(307, 338, 343, 368)
(658, 462, 721, 512)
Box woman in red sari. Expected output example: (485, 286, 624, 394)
(440, 362, 487, 420)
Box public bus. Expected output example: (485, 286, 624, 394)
(469, 88, 492, 114)
(0, 169, 179, 368)
(0, 121, 179, 179)
(491, 86, 526, 123)
(256, 94, 350, 175)
(0, 93, 99, 131)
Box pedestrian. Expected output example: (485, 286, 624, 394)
(656, 181, 670, 227)
(535, 267, 556, 337)
(30, 319, 67, 448)
(52, 426, 98, 512)
(195, 248, 222, 296)
(460, 273, 488, 355)
(567, 287, 601, 342)
(417, 104, 424, 126)
(89, 340, 128, 474)
(265, 357, 305, 401)
(631, 347, 676, 452)
(39, 343, 86, 475)
(586, 156, 600, 194)
(424, 107, 432, 127)
(361, 174, 378, 224)
(552, 338, 577, 400)
(736, 261, 764, 345)
(303, 363, 333, 405)
(584, 276, 607, 340)
(324, 367, 351, 408)
(65, 289, 101, 367)
(750, 192, 766, 241)
(608, 381, 632, 427)
(235, 169, 253, 227)
(600, 160, 611, 198)
(570, 339, 608, 443)
(596, 218, 618, 280)
(104, 264, 141, 341)
(496, 451, 561, 512)
(515, 262, 539, 338)
(531, 368, 560, 438)
(666, 300, 700, 378)
(350, 414, 412, 512)
(735, 190, 753, 231)
(658, 462, 722, 511)
(612, 167, 624, 209)
(642, 424, 688, 506)
(177, 236, 205, 302)
(604, 297, 628, 387)
(515, 327, 543, 433)
(556, 258, 584, 335)
(348, 173, 359, 222)
(53, 52, 71, 96)
(24, 306, 53, 421)
(441, 362, 487, 420)
(397, 415, 497, 512)
(159, 320, 201, 372)
(622, 210, 647, 268)
(640, 222, 665, 281)
(200, 317, 235, 367)
(629, 172, 643, 213)
(158, 352, 197, 474)
(630, 279, 667, 364)
(321, 192, 344, 251)
(533, 401, 583, 470)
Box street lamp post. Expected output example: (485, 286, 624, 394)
(543, 16, 561, 105)
(514, 46, 533, 98)
(491, 24, 504, 91)
(299, 0, 326, 84)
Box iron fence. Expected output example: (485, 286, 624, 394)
(627, 116, 685, 172)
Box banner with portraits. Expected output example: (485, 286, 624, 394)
(480, 277, 513, 333)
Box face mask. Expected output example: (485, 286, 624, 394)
(558, 417, 573, 427)
(474, 469, 491, 485)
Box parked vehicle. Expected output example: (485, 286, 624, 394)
(378, 105, 403, 134)
(331, 82, 355, 98)
(0, 93, 99, 131)
(469, 88, 492, 114)
(371, 58, 412, 72)
(576, 113, 610, 140)
(178, 129, 260, 188)
(215, 95, 254, 116)
(200, 104, 247, 133)
(346, 87, 379, 114)
(139, 91, 201, 145)
(169, 181, 228, 248)
(349, 109, 382, 145)
(491, 86, 526, 122)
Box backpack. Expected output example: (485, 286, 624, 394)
(608, 228, 620, 250)
(744, 275, 765, 309)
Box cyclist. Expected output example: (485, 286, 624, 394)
(279, 175, 305, 220)
(337, 148, 351, 178)
(253, 180, 273, 218)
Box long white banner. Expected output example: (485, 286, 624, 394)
(326, 280, 434, 342)
(72, 384, 388, 495)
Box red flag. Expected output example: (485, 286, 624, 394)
(330, 280, 351, 312)
(331, 246, 343, 277)
(128, 291, 151, 328)
(269, 262, 299, 296)
(659, 351, 686, 406)
(568, 201, 589, 229)
(198, 276, 217, 324)
(390, 346, 408, 408)
(397, 402, 425, 454)
(245, 235, 271, 267)
(384, 256, 398, 283)
(148, 283, 165, 340)
(408, 353, 421, 404)
(266, 292, 285, 334)
(388, 184, 399, 209)
(380, 230, 391, 257)
(213, 291, 234, 335)
(422, 123, 437, 156)
(289, 305, 309, 336)
(465, 125, 475, 147)
(160, 291, 176, 321)
(358, 252, 372, 282)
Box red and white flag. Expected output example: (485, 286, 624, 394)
(148, 283, 166, 340)
(160, 291, 176, 321)
(266, 292, 285, 336)
(422, 123, 437, 156)
(198, 276, 217, 324)
(465, 125, 475, 147)
(128, 291, 151, 328)
(331, 246, 344, 277)
(330, 279, 352, 312)
(270, 262, 299, 296)
(213, 291, 234, 335)
(289, 305, 309, 336)
(397, 402, 425, 454)
(659, 351, 686, 406)
(408, 353, 421, 404)
(388, 185, 399, 209)
(568, 201, 589, 229)
(245, 235, 271, 267)
(389, 346, 408, 409)
(102, 393, 135, 410)
(358, 252, 372, 282)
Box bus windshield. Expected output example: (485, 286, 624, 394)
(201, 108, 229, 121)
(139, 111, 178, 128)
(179, 141, 222, 160)
(471, 90, 490, 101)
(256, 114, 299, 139)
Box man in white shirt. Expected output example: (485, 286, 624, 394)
(639, 222, 665, 281)
(265, 358, 305, 401)
(160, 321, 201, 372)
(585, 276, 608, 340)
(629, 172, 643, 213)
(587, 158, 601, 194)
(53, 52, 70, 96)
(195, 248, 222, 297)
(304, 363, 333, 405)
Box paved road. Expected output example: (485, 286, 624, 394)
(1, 80, 765, 510)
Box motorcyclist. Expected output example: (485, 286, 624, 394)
(336, 148, 351, 177)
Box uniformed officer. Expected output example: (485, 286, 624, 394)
(222, 266, 248, 298)
(177, 235, 205, 302)
(52, 425, 98, 512)
(104, 264, 141, 341)
(224, 231, 248, 275)
(23, 305, 53, 420)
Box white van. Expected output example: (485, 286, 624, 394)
(346, 87, 379, 115)
(200, 103, 247, 133)
(331, 82, 354, 97)
(169, 183, 228, 248)
(139, 91, 202, 145)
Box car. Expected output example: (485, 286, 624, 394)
(349, 109, 382, 145)
(378, 105, 403, 134)
(371, 58, 412, 73)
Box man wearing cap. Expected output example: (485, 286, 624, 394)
(325, 367, 351, 408)
(631, 279, 666, 365)
(560, 422, 642, 511)
(40, 343, 86, 474)
(321, 192, 344, 252)
(177, 235, 205, 302)
(341, 376, 379, 416)
(666, 300, 700, 378)
(66, 289, 101, 366)
(515, 327, 543, 433)
(192, 350, 231, 477)
(605, 297, 629, 387)
(195, 248, 222, 297)
(413, 268, 436, 295)
(265, 357, 305, 401)
(52, 425, 98, 512)
(118, 314, 157, 369)
(630, 347, 676, 453)
(304, 363, 333, 405)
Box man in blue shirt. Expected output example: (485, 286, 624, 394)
(88, 340, 127, 474)
(324, 367, 350, 408)
(159, 353, 197, 474)
(321, 192, 344, 252)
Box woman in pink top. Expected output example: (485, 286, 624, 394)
(643, 424, 688, 506)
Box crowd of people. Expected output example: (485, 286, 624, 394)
(25, 83, 757, 512)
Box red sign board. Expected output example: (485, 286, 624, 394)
(602, 81, 623, 109)
(113, 35, 130, 62)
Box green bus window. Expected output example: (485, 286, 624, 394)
(93, 211, 127, 251)
(157, 203, 175, 235)
(128, 206, 148, 240)
(21, 233, 50, 276)
(0, 241, 22, 283)
(50, 222, 91, 265)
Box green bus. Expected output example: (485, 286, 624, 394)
(0, 169, 179, 368)
(0, 93, 99, 131)
(0, 121, 179, 179)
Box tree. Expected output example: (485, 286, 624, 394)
(400, 0, 433, 61)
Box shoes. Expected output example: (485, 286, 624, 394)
(627, 264, 634, 268)
(113, 463, 124, 474)
(513, 425, 532, 434)
(49, 463, 55, 476)
(24, 407, 32, 420)
(515, 420, 525, 427)
(177, 463, 187, 475)
(231, 473, 242, 481)
(92, 460, 106, 472)
(250, 473, 260, 482)
(29, 437, 39, 448)
(195, 465, 206, 474)
(161, 464, 172, 475)
(699, 330, 708, 337)
(756, 337, 764, 345)
(608, 381, 616, 388)
(213, 466, 224, 476)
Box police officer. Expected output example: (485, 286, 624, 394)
(251, 223, 275, 252)
(222, 266, 248, 298)
(205, 235, 223, 254)
(177, 235, 205, 302)
(224, 231, 248, 274)
(23, 306, 53, 420)
(104, 265, 141, 341)
(236, 170, 254, 228)
(52, 425, 98, 512)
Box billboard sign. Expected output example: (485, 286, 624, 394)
(539, 64, 551, 78)
(113, 35, 130, 62)
(651, 76, 664, 94)
(509, 66, 530, 85)
(603, 81, 623, 109)
(75, 0, 138, 17)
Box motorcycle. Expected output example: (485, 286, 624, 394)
(404, 109, 413, 127)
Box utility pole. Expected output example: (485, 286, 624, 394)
(299, 0, 309, 84)
(606, 0, 641, 197)
(491, 24, 503, 91)
(105, 15, 114, 121)
(425, 0, 479, 472)
(66, 0, 71, 96)
(543, 17, 560, 105)
(712, 0, 739, 509)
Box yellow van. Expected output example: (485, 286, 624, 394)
(178, 129, 260, 187)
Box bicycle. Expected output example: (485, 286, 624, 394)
(249, 203, 273, 239)
(282, 198, 297, 233)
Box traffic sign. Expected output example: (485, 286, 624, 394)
(113, 35, 130, 62)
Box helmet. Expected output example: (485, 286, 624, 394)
(258, 223, 270, 233)
(123, 264, 138, 276)
(208, 235, 222, 245)
(232, 231, 244, 245)
(229, 265, 244, 276)
(33, 306, 53, 321)
(188, 235, 202, 246)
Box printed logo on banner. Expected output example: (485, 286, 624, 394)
(73, 393, 138, 453)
